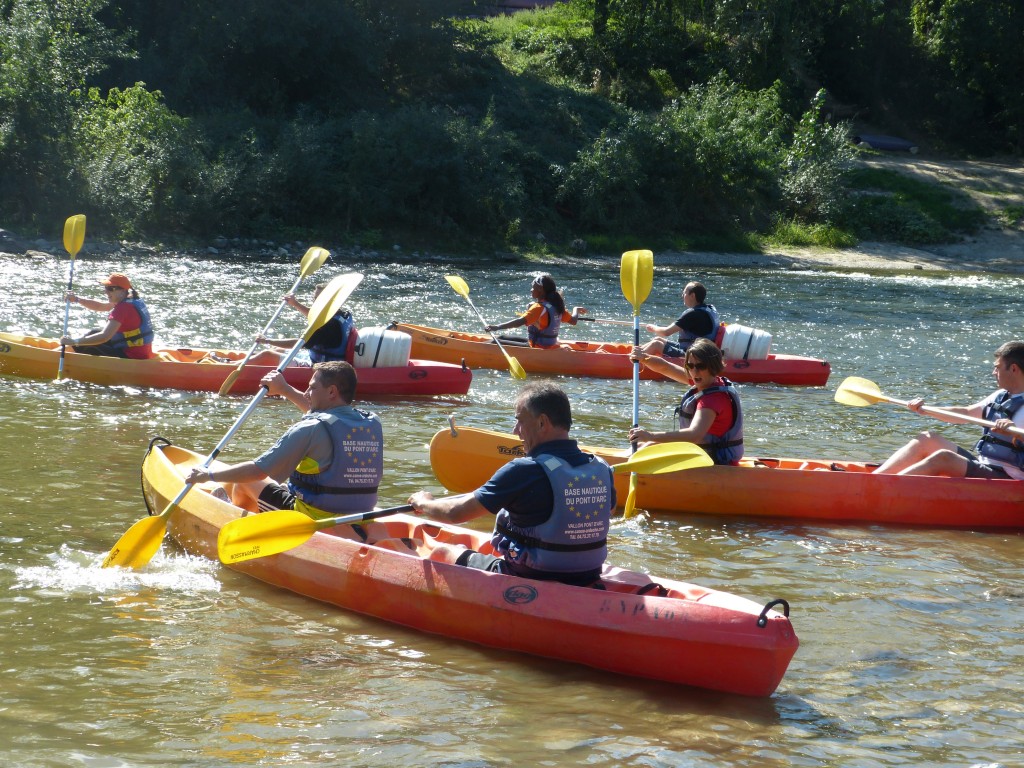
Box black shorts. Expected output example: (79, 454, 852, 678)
(956, 446, 1011, 479)
(661, 340, 686, 358)
(257, 483, 297, 512)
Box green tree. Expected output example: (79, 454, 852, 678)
(912, 0, 1024, 151)
(0, 0, 129, 223)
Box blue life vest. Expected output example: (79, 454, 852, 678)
(110, 298, 155, 352)
(676, 377, 744, 464)
(974, 390, 1024, 471)
(527, 300, 561, 348)
(288, 408, 383, 514)
(678, 303, 720, 347)
(308, 310, 356, 364)
(489, 453, 612, 575)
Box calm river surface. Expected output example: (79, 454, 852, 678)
(1, 249, 1021, 767)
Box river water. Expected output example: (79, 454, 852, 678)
(1, 249, 1020, 767)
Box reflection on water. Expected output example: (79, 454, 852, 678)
(0, 251, 1022, 766)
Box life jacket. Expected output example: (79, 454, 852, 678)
(678, 303, 720, 347)
(288, 408, 383, 515)
(974, 390, 1024, 472)
(489, 453, 612, 574)
(309, 310, 357, 364)
(675, 377, 744, 464)
(527, 300, 561, 348)
(110, 299, 155, 352)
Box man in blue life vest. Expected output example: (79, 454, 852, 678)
(873, 340, 1024, 479)
(257, 282, 357, 364)
(640, 281, 720, 358)
(185, 361, 383, 517)
(407, 382, 615, 586)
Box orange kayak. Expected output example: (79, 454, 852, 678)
(143, 443, 799, 697)
(430, 424, 1024, 529)
(392, 322, 831, 386)
(0, 332, 471, 397)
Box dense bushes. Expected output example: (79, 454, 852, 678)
(0, 0, 1011, 246)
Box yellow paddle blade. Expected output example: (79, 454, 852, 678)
(612, 441, 713, 475)
(620, 249, 654, 315)
(101, 515, 168, 569)
(444, 274, 470, 298)
(217, 365, 244, 398)
(298, 246, 330, 278)
(834, 376, 886, 407)
(63, 214, 86, 259)
(623, 474, 639, 519)
(302, 272, 363, 342)
(507, 355, 527, 380)
(218, 510, 319, 564)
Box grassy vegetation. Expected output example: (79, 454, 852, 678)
(836, 167, 988, 245)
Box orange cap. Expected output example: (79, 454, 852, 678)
(100, 273, 132, 290)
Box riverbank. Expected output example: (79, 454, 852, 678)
(4, 155, 1022, 276)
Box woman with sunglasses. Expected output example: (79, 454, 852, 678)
(60, 272, 155, 359)
(484, 274, 587, 348)
(627, 337, 743, 465)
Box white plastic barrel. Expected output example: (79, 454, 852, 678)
(720, 324, 772, 360)
(352, 327, 412, 368)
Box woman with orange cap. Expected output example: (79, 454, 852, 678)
(61, 272, 155, 359)
(484, 274, 587, 348)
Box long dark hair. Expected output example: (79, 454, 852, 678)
(534, 274, 566, 314)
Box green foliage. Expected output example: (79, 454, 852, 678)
(74, 84, 199, 234)
(0, 0, 130, 223)
(555, 75, 787, 235)
(838, 167, 987, 244)
(764, 218, 858, 249)
(781, 89, 854, 222)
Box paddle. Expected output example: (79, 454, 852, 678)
(218, 246, 330, 396)
(217, 504, 414, 563)
(217, 442, 711, 563)
(57, 214, 86, 380)
(444, 274, 527, 380)
(576, 316, 635, 327)
(101, 272, 364, 569)
(835, 376, 1024, 438)
(619, 249, 655, 518)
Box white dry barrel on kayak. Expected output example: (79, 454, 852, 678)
(352, 326, 412, 368)
(720, 324, 772, 360)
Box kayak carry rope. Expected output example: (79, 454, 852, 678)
(218, 504, 415, 563)
(835, 376, 1024, 438)
(444, 274, 527, 380)
(218, 246, 331, 396)
(101, 271, 365, 569)
(57, 214, 86, 381)
(576, 316, 635, 327)
(216, 440, 710, 563)
(619, 249, 654, 518)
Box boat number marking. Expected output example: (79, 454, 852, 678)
(0, 343, 9, 354)
(424, 335, 449, 346)
(730, 360, 751, 369)
(504, 584, 538, 605)
(497, 445, 526, 457)
(409, 370, 426, 380)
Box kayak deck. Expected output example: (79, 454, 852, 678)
(143, 443, 799, 697)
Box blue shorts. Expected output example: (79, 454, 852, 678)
(956, 446, 1011, 479)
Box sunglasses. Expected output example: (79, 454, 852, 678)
(685, 362, 707, 371)
(103, 286, 122, 292)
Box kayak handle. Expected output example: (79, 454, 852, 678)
(757, 598, 791, 627)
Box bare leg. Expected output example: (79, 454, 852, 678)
(640, 337, 667, 355)
(427, 543, 469, 564)
(230, 477, 277, 511)
(896, 449, 971, 478)
(873, 431, 963, 475)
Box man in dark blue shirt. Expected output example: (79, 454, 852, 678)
(408, 383, 616, 586)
